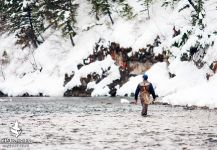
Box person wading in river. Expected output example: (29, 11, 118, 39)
(134, 74, 156, 116)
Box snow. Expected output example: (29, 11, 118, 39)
(120, 98, 130, 104)
(110, 20, 136, 47)
(162, 73, 217, 108)
(22, 0, 32, 9)
(65, 56, 120, 97)
(117, 60, 216, 108)
(117, 62, 170, 97)
(0, 71, 65, 96)
(1, 0, 217, 108)
(116, 75, 142, 97)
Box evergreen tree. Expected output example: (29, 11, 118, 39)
(88, 0, 114, 24)
(4, 0, 23, 31)
(117, 0, 135, 20)
(5, 0, 45, 48)
(44, 0, 78, 46)
(60, 0, 78, 46)
(0, 0, 8, 32)
(192, 0, 205, 29)
(139, 0, 153, 19)
(178, 0, 205, 29)
(169, 0, 212, 68)
(87, 0, 101, 20)
(100, 0, 114, 24)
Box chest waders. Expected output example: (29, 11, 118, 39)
(139, 81, 151, 116)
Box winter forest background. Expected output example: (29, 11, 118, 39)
(0, 0, 217, 108)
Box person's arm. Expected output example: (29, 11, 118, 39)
(134, 84, 140, 103)
(149, 83, 156, 100)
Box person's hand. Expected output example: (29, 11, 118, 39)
(153, 95, 158, 101)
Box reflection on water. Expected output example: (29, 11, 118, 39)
(0, 97, 217, 150)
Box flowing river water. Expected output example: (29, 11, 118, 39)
(0, 97, 217, 150)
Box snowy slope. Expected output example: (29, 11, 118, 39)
(0, 0, 217, 108)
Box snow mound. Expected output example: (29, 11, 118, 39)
(65, 56, 120, 96)
(120, 98, 130, 104)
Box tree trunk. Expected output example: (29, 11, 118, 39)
(27, 5, 38, 48)
(66, 21, 75, 47)
(147, 2, 150, 19)
(188, 0, 197, 12)
(1, 65, 5, 80)
(68, 0, 76, 46)
(107, 10, 114, 25)
(96, 12, 100, 20)
(36, 28, 44, 42)
(69, 33, 75, 46)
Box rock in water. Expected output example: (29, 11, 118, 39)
(120, 98, 130, 104)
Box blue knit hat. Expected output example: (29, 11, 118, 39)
(143, 74, 148, 80)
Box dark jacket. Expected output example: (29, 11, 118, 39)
(134, 81, 156, 101)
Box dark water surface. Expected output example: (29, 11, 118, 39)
(0, 97, 217, 150)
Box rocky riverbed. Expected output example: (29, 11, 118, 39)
(0, 97, 217, 150)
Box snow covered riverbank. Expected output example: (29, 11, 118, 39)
(117, 62, 217, 108)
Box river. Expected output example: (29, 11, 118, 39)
(0, 97, 217, 150)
